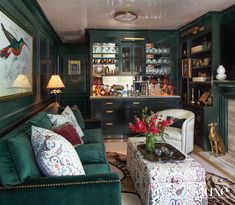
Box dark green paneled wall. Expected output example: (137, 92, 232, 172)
(60, 45, 89, 117)
(0, 0, 61, 137)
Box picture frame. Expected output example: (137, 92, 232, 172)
(0, 10, 33, 99)
(182, 58, 192, 78)
(68, 60, 81, 75)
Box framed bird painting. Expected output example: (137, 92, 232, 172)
(0, 10, 33, 99)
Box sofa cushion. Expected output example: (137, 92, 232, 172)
(0, 133, 40, 186)
(53, 122, 83, 146)
(75, 143, 107, 164)
(70, 105, 85, 129)
(62, 106, 85, 130)
(47, 114, 84, 137)
(31, 126, 85, 176)
(83, 163, 110, 175)
(8, 133, 41, 181)
(164, 127, 182, 141)
(59, 105, 85, 129)
(83, 128, 103, 143)
(29, 112, 52, 130)
(0, 140, 21, 186)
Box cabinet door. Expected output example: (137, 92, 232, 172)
(90, 99, 123, 138)
(120, 43, 145, 75)
(121, 46, 131, 74)
(133, 45, 145, 75)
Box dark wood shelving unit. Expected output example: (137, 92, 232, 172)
(179, 17, 220, 151)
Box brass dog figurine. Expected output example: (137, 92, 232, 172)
(208, 123, 225, 156)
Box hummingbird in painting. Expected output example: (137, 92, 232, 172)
(0, 23, 29, 59)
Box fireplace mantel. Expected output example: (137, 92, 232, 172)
(214, 80, 235, 88)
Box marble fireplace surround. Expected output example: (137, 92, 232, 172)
(216, 81, 235, 151)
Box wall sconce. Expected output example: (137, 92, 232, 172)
(47, 74, 65, 103)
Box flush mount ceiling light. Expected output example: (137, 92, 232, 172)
(114, 11, 138, 22)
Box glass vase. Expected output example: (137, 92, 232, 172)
(145, 133, 156, 153)
(156, 132, 166, 144)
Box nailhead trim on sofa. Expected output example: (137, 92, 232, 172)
(0, 179, 120, 190)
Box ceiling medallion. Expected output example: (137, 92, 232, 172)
(114, 11, 138, 22)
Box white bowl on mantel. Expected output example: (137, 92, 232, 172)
(216, 73, 227, 80)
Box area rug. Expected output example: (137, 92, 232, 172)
(107, 152, 235, 205)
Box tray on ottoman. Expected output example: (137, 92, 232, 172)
(137, 143, 186, 162)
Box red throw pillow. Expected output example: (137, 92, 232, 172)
(53, 123, 83, 146)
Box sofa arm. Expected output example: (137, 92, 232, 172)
(182, 115, 195, 154)
(0, 173, 121, 205)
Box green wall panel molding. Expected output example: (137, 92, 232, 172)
(60, 45, 89, 116)
(222, 5, 235, 24)
(0, 97, 53, 138)
(21, 0, 61, 43)
(0, 0, 61, 138)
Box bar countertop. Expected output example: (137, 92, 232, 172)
(90, 95, 181, 99)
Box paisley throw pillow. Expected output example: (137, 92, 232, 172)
(61, 106, 85, 134)
(31, 126, 85, 176)
(47, 113, 84, 137)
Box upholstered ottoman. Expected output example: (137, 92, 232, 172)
(127, 137, 207, 205)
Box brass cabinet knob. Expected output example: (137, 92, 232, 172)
(132, 102, 140, 105)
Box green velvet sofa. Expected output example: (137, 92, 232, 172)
(0, 110, 121, 205)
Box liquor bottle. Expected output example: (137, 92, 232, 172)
(95, 85, 101, 96)
(109, 86, 114, 96)
(203, 37, 208, 49)
(100, 86, 105, 96)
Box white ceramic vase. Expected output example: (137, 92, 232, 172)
(217, 65, 225, 74)
(216, 65, 227, 80)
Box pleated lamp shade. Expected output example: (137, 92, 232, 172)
(47, 75, 65, 89)
(12, 74, 31, 88)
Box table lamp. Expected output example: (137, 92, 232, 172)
(47, 74, 65, 103)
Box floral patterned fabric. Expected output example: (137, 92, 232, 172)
(62, 106, 84, 135)
(31, 126, 85, 176)
(47, 112, 84, 138)
(127, 137, 207, 205)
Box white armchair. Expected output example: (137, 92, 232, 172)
(158, 109, 195, 154)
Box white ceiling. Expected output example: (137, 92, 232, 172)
(37, 0, 235, 43)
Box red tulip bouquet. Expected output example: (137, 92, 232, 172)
(129, 107, 174, 152)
